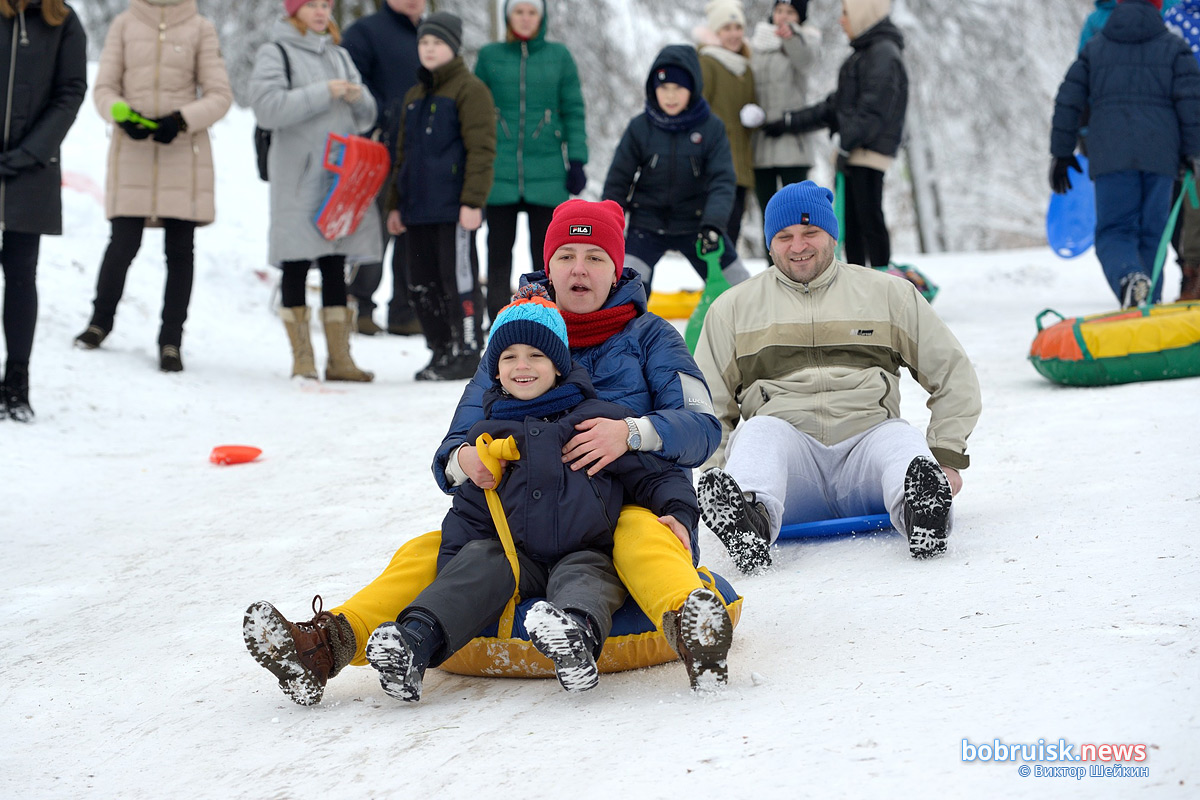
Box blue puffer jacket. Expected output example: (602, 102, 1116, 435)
(434, 268, 722, 556)
(1052, 0, 1200, 178)
(440, 366, 700, 568)
(601, 45, 736, 236)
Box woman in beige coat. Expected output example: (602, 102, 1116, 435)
(73, 0, 231, 372)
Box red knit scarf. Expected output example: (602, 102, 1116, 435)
(560, 303, 638, 348)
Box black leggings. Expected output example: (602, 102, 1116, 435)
(90, 216, 197, 346)
(485, 201, 554, 325)
(843, 166, 890, 267)
(2, 230, 41, 369)
(280, 255, 348, 308)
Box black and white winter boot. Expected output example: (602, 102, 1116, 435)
(698, 468, 772, 573)
(365, 614, 442, 702)
(662, 587, 733, 691)
(526, 602, 601, 693)
(902, 456, 953, 559)
(73, 324, 108, 350)
(3, 365, 33, 422)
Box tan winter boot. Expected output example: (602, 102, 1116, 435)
(279, 306, 319, 379)
(321, 305, 374, 382)
(1179, 263, 1200, 302)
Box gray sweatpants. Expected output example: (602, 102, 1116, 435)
(724, 416, 953, 542)
(407, 539, 627, 658)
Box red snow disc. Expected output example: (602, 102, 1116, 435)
(209, 445, 262, 465)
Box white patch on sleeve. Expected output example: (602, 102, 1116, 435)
(678, 372, 717, 417)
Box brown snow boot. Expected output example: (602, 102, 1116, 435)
(321, 306, 374, 382)
(1179, 263, 1200, 302)
(243, 596, 356, 706)
(280, 306, 318, 380)
(661, 587, 733, 692)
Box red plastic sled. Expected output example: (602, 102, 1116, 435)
(314, 133, 390, 241)
(210, 445, 262, 465)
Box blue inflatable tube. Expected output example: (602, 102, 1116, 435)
(777, 513, 894, 539)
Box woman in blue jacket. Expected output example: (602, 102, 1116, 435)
(244, 200, 734, 703)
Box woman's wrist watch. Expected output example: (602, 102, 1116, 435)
(624, 417, 641, 451)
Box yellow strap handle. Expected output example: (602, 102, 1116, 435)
(475, 433, 522, 638)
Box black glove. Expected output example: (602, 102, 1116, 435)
(836, 150, 850, 174)
(1049, 154, 1081, 195)
(698, 225, 722, 256)
(151, 111, 187, 144)
(566, 160, 586, 195)
(0, 147, 40, 177)
(119, 118, 153, 140)
(760, 119, 787, 137)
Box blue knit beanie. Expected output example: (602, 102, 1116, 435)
(484, 286, 572, 381)
(764, 180, 839, 245)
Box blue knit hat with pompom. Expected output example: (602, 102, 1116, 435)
(484, 285, 572, 381)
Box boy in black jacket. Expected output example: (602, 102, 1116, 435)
(365, 287, 700, 700)
(602, 44, 750, 291)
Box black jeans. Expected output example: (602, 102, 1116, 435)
(2, 230, 40, 369)
(753, 166, 810, 225)
(345, 193, 415, 323)
(280, 255, 348, 308)
(485, 201, 555, 325)
(407, 221, 484, 354)
(90, 217, 197, 347)
(843, 166, 890, 267)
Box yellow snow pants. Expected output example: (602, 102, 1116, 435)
(332, 504, 706, 666)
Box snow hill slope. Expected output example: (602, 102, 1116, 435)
(2, 75, 1197, 800)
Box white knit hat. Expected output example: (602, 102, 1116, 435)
(705, 0, 746, 32)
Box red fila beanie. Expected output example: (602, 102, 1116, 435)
(542, 199, 627, 276)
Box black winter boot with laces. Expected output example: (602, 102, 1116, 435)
(698, 468, 773, 573)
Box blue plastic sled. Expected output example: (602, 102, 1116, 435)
(777, 513, 894, 539)
(1046, 154, 1095, 259)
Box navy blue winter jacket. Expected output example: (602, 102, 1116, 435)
(1052, 0, 1200, 178)
(434, 268, 721, 558)
(340, 4, 420, 158)
(439, 366, 700, 569)
(601, 45, 736, 236)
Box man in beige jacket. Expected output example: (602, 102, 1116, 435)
(693, 181, 981, 572)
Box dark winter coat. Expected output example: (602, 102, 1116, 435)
(791, 16, 908, 159)
(434, 268, 721, 558)
(439, 366, 699, 568)
(602, 45, 736, 236)
(1051, 0, 1200, 179)
(386, 56, 496, 226)
(474, 0, 588, 207)
(0, 1, 86, 235)
(340, 3, 420, 159)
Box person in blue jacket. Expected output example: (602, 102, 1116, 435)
(364, 288, 701, 701)
(340, 0, 425, 336)
(243, 200, 734, 705)
(602, 45, 750, 292)
(1051, 0, 1200, 308)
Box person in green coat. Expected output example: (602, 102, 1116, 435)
(474, 0, 588, 326)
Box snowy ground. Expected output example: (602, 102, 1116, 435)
(3, 80, 1198, 799)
